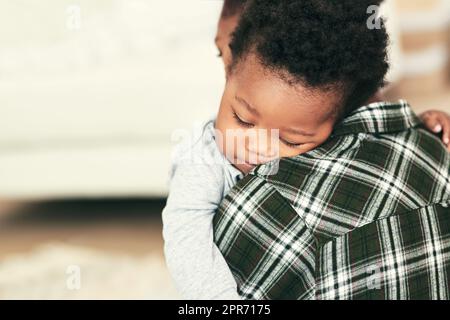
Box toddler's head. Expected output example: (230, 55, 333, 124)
(214, 0, 389, 174)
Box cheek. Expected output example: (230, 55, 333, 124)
(278, 148, 302, 158)
(216, 103, 236, 133)
(276, 142, 321, 159)
(215, 103, 238, 156)
(277, 126, 334, 158)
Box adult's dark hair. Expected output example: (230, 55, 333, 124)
(230, 0, 390, 118)
(221, 0, 247, 18)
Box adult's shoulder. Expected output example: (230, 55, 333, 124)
(245, 123, 450, 241)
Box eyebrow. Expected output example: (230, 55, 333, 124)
(235, 95, 260, 116)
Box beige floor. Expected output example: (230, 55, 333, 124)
(0, 198, 184, 299)
(0, 199, 166, 260)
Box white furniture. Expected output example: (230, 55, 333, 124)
(0, 1, 413, 199)
(0, 1, 224, 199)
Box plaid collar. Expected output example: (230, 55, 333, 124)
(331, 100, 422, 137)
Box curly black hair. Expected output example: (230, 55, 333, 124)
(221, 0, 247, 18)
(229, 0, 389, 118)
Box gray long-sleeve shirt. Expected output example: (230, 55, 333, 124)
(161, 118, 244, 299)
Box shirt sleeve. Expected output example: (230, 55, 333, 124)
(161, 135, 242, 300)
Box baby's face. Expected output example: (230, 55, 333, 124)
(215, 54, 340, 174)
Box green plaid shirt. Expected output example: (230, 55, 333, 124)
(213, 100, 450, 300)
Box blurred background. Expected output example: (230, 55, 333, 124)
(0, 0, 449, 299)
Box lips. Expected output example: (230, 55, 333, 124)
(238, 162, 257, 173)
(242, 162, 256, 168)
(235, 153, 276, 167)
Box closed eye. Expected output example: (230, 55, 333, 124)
(232, 110, 302, 147)
(280, 138, 303, 148)
(232, 111, 254, 128)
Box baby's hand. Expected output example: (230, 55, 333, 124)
(420, 110, 450, 151)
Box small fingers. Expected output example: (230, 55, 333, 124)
(420, 111, 450, 152)
(441, 117, 450, 150)
(421, 112, 442, 133)
(434, 113, 450, 151)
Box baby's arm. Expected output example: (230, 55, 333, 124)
(162, 154, 241, 300)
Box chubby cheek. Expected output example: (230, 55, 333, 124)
(278, 143, 320, 159)
(215, 105, 260, 174)
(278, 146, 304, 158)
(276, 143, 315, 159)
(278, 126, 334, 158)
(214, 104, 238, 161)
